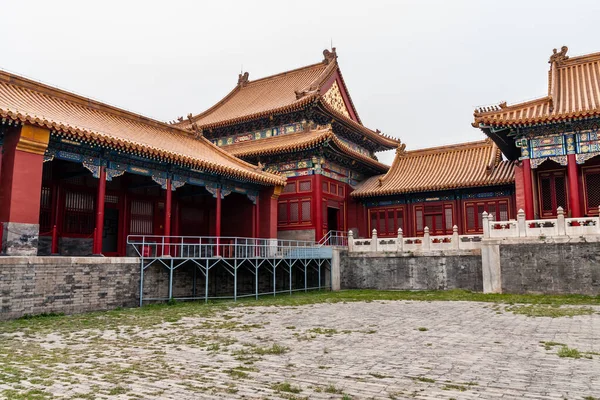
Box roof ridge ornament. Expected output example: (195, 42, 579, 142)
(323, 47, 337, 65)
(549, 46, 569, 64)
(396, 142, 406, 156)
(186, 113, 203, 138)
(238, 72, 249, 87)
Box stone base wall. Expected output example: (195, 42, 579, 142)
(340, 250, 483, 291)
(499, 241, 600, 295)
(0, 257, 139, 320)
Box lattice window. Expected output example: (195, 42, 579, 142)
(301, 200, 311, 222)
(322, 182, 328, 193)
(370, 211, 377, 233)
(555, 175, 567, 209)
(64, 191, 95, 234)
(378, 211, 386, 233)
(425, 215, 433, 230)
(488, 204, 496, 221)
(445, 207, 453, 230)
(64, 175, 85, 186)
(130, 200, 153, 235)
(298, 180, 311, 192)
(477, 204, 485, 228)
(466, 206, 476, 230)
(585, 171, 600, 209)
(39, 186, 52, 233)
(105, 194, 119, 204)
(540, 177, 553, 212)
(278, 202, 288, 222)
(499, 202, 508, 221)
(396, 211, 403, 233)
(386, 211, 394, 234)
(283, 182, 296, 193)
(416, 209, 423, 231)
(339, 186, 344, 197)
(289, 202, 299, 222)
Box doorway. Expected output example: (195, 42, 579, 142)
(102, 207, 120, 255)
(327, 207, 339, 232)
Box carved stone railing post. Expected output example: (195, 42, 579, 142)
(556, 206, 566, 236)
(482, 211, 490, 238)
(517, 209, 526, 237)
(423, 227, 430, 251)
(452, 225, 459, 250)
(370, 229, 378, 252)
(397, 228, 403, 252)
(347, 230, 354, 252)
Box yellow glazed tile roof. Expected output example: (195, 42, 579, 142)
(474, 47, 600, 127)
(351, 140, 514, 197)
(0, 70, 285, 186)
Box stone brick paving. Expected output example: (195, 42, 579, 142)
(1, 300, 599, 399)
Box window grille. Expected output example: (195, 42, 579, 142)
(130, 200, 153, 234)
(540, 177, 553, 212)
(444, 207, 453, 230)
(278, 202, 288, 222)
(283, 182, 296, 193)
(64, 191, 95, 234)
(499, 202, 508, 221)
(289, 202, 299, 222)
(425, 215, 433, 230)
(301, 200, 311, 221)
(396, 211, 403, 233)
(39, 186, 52, 233)
(416, 209, 423, 231)
(585, 171, 600, 208)
(105, 195, 119, 204)
(378, 211, 386, 233)
(386, 211, 394, 233)
(467, 206, 476, 230)
(370, 211, 377, 232)
(322, 182, 328, 193)
(298, 181, 311, 192)
(555, 175, 567, 209)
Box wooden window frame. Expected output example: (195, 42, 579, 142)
(367, 206, 405, 237)
(463, 197, 511, 234)
(582, 166, 600, 216)
(537, 169, 569, 218)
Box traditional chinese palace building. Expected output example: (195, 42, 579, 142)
(474, 46, 600, 220)
(0, 70, 285, 256)
(350, 140, 515, 237)
(178, 49, 399, 241)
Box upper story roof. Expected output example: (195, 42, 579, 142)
(221, 127, 390, 174)
(473, 46, 600, 127)
(0, 70, 285, 186)
(176, 49, 399, 149)
(351, 139, 514, 198)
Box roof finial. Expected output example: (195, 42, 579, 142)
(549, 46, 569, 64)
(186, 113, 203, 138)
(323, 47, 337, 65)
(238, 71, 249, 87)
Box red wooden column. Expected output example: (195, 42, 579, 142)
(255, 195, 260, 237)
(566, 154, 582, 217)
(93, 165, 107, 255)
(215, 188, 221, 256)
(314, 174, 324, 242)
(164, 178, 172, 255)
(522, 159, 535, 220)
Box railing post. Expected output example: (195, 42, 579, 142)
(397, 228, 403, 252)
(423, 227, 430, 251)
(452, 225, 459, 250)
(517, 209, 526, 237)
(556, 206, 566, 236)
(347, 230, 354, 252)
(482, 211, 490, 238)
(51, 225, 59, 255)
(370, 229, 378, 252)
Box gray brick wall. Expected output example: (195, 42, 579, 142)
(500, 242, 600, 295)
(0, 257, 139, 320)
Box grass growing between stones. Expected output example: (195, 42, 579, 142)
(505, 304, 596, 318)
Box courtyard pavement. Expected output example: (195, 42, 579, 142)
(1, 300, 599, 399)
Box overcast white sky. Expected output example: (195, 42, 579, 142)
(1, 0, 599, 164)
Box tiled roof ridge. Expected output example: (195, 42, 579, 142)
(0, 69, 186, 135)
(554, 50, 600, 67)
(473, 96, 550, 117)
(223, 128, 390, 172)
(248, 62, 326, 87)
(397, 139, 493, 157)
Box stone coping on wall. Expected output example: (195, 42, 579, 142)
(343, 249, 480, 258)
(0, 256, 140, 265)
(482, 234, 600, 246)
